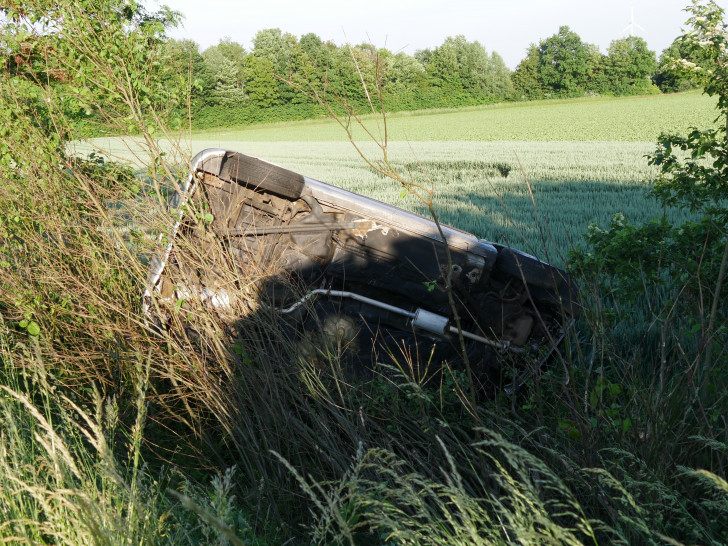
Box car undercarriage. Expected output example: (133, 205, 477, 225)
(144, 149, 578, 394)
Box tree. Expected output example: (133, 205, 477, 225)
(382, 51, 426, 96)
(653, 37, 706, 92)
(448, 36, 488, 94)
(513, 44, 544, 99)
(327, 43, 379, 106)
(250, 28, 301, 103)
(299, 32, 325, 62)
(215, 37, 247, 86)
(199, 38, 247, 106)
(583, 43, 610, 95)
(485, 51, 514, 100)
(211, 56, 246, 106)
(538, 26, 592, 95)
(605, 36, 658, 94)
(423, 39, 462, 93)
(419, 36, 512, 104)
(251, 28, 287, 62)
(165, 38, 207, 107)
(244, 54, 280, 107)
(293, 33, 331, 105)
(1, 0, 182, 142)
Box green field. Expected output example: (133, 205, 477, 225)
(191, 90, 717, 142)
(80, 91, 715, 265)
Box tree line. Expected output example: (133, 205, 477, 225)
(512, 25, 702, 99)
(163, 25, 702, 128)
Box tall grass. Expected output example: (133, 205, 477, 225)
(0, 321, 271, 544)
(0, 328, 162, 543)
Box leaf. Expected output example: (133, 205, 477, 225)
(621, 417, 633, 433)
(26, 321, 40, 336)
(203, 213, 214, 223)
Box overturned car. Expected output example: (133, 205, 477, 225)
(144, 149, 578, 393)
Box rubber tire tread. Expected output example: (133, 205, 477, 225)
(219, 151, 305, 200)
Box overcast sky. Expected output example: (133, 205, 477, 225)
(161, 0, 728, 69)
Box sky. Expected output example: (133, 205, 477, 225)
(160, 0, 728, 69)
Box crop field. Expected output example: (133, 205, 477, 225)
(80, 91, 715, 265)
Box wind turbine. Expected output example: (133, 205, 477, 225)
(622, 6, 648, 37)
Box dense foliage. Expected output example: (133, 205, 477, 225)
(162, 19, 700, 129)
(512, 27, 660, 98)
(166, 31, 514, 129)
